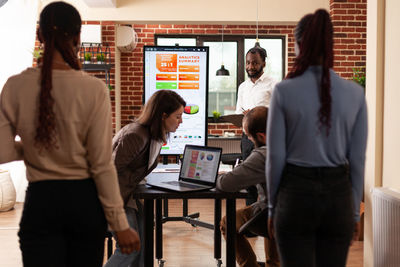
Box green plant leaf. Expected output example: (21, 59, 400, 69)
(212, 110, 221, 119)
(352, 68, 366, 88)
(84, 53, 92, 61)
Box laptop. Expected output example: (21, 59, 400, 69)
(146, 145, 222, 192)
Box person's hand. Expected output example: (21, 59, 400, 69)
(242, 109, 250, 115)
(268, 217, 275, 240)
(115, 228, 140, 254)
(351, 221, 361, 245)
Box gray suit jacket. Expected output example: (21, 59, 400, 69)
(112, 122, 160, 208)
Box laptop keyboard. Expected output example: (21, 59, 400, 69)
(164, 181, 204, 189)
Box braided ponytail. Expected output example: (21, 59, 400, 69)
(287, 9, 334, 135)
(35, 2, 81, 151)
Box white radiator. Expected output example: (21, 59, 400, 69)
(207, 137, 241, 154)
(372, 187, 400, 267)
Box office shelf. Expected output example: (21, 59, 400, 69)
(80, 43, 113, 86)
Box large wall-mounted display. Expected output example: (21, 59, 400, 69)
(144, 46, 209, 155)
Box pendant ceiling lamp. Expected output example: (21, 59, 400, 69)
(216, 25, 230, 76)
(254, 0, 260, 48)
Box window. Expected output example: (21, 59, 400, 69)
(156, 35, 286, 117)
(156, 38, 196, 47)
(244, 38, 284, 82)
(204, 41, 237, 116)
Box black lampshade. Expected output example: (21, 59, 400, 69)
(216, 64, 230, 76)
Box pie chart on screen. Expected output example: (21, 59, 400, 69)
(184, 104, 199, 115)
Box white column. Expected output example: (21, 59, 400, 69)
(364, 0, 386, 266)
(114, 24, 121, 131)
(0, 0, 39, 90)
(0, 0, 39, 202)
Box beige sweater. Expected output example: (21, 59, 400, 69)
(0, 67, 129, 231)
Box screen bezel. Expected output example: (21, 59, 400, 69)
(179, 145, 222, 186)
(143, 46, 209, 156)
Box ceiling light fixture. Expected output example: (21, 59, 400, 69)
(254, 0, 260, 47)
(216, 25, 230, 76)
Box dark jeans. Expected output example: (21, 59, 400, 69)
(241, 133, 258, 206)
(274, 164, 354, 267)
(18, 179, 107, 267)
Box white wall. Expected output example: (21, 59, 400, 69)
(0, 0, 38, 90)
(382, 0, 400, 188)
(39, 0, 329, 24)
(364, 0, 385, 265)
(365, 0, 400, 266)
(0, 0, 38, 202)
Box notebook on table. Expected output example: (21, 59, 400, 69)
(146, 145, 222, 192)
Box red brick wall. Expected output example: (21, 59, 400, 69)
(208, 122, 243, 136)
(330, 0, 367, 78)
(119, 23, 297, 130)
(32, 2, 367, 135)
(82, 21, 118, 129)
(33, 21, 118, 130)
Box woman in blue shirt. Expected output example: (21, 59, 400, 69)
(266, 9, 367, 267)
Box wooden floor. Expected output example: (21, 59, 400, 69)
(0, 200, 363, 267)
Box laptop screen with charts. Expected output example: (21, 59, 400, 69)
(146, 145, 222, 192)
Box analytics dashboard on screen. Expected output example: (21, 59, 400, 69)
(143, 46, 209, 155)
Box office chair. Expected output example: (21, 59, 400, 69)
(238, 207, 269, 238)
(238, 208, 269, 267)
(221, 153, 242, 168)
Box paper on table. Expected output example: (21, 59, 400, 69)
(152, 163, 181, 173)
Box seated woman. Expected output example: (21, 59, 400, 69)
(104, 90, 186, 267)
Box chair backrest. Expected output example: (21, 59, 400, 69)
(238, 207, 269, 238)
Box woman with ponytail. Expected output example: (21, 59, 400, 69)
(266, 9, 367, 267)
(0, 2, 139, 266)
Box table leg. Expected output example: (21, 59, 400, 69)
(183, 199, 188, 216)
(214, 199, 221, 260)
(156, 198, 163, 260)
(106, 231, 113, 259)
(163, 199, 168, 218)
(144, 199, 154, 266)
(226, 198, 236, 267)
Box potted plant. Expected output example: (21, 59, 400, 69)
(212, 110, 221, 123)
(96, 53, 105, 64)
(84, 53, 92, 64)
(352, 68, 366, 88)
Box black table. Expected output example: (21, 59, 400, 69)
(133, 184, 247, 267)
